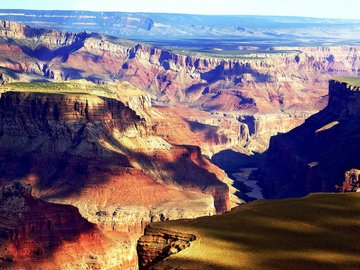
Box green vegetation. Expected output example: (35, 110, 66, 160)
(334, 77, 360, 87)
(0, 80, 147, 102)
(2, 81, 104, 94)
(152, 193, 360, 270)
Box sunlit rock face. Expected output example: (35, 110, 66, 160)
(1, 21, 359, 153)
(137, 226, 196, 269)
(0, 85, 234, 269)
(340, 169, 360, 192)
(259, 80, 360, 199)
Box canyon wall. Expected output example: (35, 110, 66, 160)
(260, 79, 360, 198)
(0, 83, 235, 269)
(1, 20, 359, 153)
(137, 226, 196, 269)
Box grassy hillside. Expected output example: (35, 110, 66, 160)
(152, 193, 360, 270)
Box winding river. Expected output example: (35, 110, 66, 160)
(232, 168, 264, 200)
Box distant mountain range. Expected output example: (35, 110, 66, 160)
(0, 9, 360, 47)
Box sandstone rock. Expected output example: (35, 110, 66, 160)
(339, 169, 360, 192)
(2, 21, 348, 208)
(137, 226, 196, 269)
(0, 21, 359, 153)
(259, 79, 360, 198)
(0, 85, 234, 269)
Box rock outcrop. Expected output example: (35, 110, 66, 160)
(0, 82, 234, 269)
(260, 79, 360, 198)
(0, 83, 232, 212)
(137, 226, 196, 269)
(0, 182, 92, 268)
(0, 21, 359, 152)
(340, 169, 360, 192)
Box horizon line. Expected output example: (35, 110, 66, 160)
(0, 8, 359, 22)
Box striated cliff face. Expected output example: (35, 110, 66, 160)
(0, 85, 232, 211)
(0, 182, 92, 268)
(0, 182, 146, 270)
(137, 226, 196, 269)
(0, 82, 235, 269)
(0, 21, 359, 152)
(260, 79, 360, 198)
(0, 20, 86, 47)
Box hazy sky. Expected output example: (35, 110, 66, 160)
(1, 0, 360, 20)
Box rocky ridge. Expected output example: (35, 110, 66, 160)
(0, 81, 235, 269)
(1, 20, 359, 152)
(137, 227, 196, 269)
(260, 79, 360, 198)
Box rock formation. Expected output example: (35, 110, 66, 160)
(340, 169, 360, 192)
(0, 20, 359, 152)
(260, 79, 360, 198)
(0, 81, 236, 269)
(0, 182, 91, 269)
(137, 227, 196, 269)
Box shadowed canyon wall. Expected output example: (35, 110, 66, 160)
(0, 20, 359, 153)
(0, 84, 234, 269)
(259, 80, 360, 198)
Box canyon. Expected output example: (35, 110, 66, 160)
(0, 20, 360, 155)
(0, 18, 359, 270)
(135, 79, 360, 269)
(0, 80, 236, 269)
(259, 78, 360, 198)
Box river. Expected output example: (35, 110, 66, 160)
(232, 168, 264, 200)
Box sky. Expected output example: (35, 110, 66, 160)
(1, 0, 360, 20)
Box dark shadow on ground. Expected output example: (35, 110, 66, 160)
(151, 193, 360, 270)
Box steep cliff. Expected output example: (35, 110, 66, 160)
(0, 182, 91, 269)
(0, 81, 235, 269)
(1, 21, 359, 152)
(137, 227, 196, 269)
(260, 78, 360, 198)
(0, 182, 148, 270)
(0, 81, 232, 213)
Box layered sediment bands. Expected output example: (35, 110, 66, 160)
(151, 105, 312, 156)
(0, 88, 231, 210)
(137, 226, 196, 270)
(0, 20, 87, 47)
(260, 80, 360, 198)
(0, 183, 143, 270)
(0, 91, 147, 135)
(1, 21, 359, 151)
(0, 182, 92, 267)
(0, 85, 234, 269)
(236, 112, 315, 151)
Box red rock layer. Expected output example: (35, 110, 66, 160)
(0, 183, 94, 268)
(0, 89, 232, 269)
(0, 20, 359, 114)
